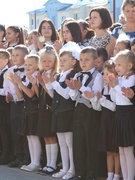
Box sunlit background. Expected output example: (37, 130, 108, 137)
(0, 0, 77, 28)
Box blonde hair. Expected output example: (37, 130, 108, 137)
(115, 49, 135, 78)
(24, 54, 40, 64)
(39, 46, 59, 75)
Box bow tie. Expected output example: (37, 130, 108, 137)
(13, 67, 25, 72)
(81, 71, 91, 76)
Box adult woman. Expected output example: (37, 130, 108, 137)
(112, 0, 135, 41)
(89, 6, 115, 58)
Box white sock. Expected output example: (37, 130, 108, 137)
(45, 144, 51, 167)
(65, 132, 75, 174)
(107, 172, 114, 180)
(57, 133, 69, 172)
(50, 143, 58, 169)
(124, 146, 135, 180)
(31, 135, 41, 166)
(27, 136, 34, 164)
(119, 147, 128, 180)
(113, 174, 120, 180)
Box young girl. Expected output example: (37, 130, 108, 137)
(36, 46, 59, 175)
(6, 25, 25, 48)
(54, 21, 83, 53)
(10, 54, 41, 171)
(96, 60, 120, 180)
(113, 34, 131, 56)
(109, 50, 135, 180)
(89, 6, 115, 58)
(44, 42, 81, 179)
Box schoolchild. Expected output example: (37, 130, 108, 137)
(0, 49, 11, 164)
(66, 46, 103, 180)
(36, 46, 59, 175)
(10, 54, 42, 171)
(3, 44, 29, 167)
(109, 50, 135, 180)
(95, 60, 120, 180)
(45, 42, 81, 179)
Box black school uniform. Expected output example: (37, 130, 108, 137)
(18, 82, 39, 136)
(98, 86, 118, 152)
(0, 66, 11, 163)
(37, 84, 55, 137)
(110, 75, 135, 147)
(69, 68, 103, 179)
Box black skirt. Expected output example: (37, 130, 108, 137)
(112, 105, 135, 147)
(98, 107, 118, 152)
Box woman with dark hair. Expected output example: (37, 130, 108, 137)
(89, 6, 115, 58)
(6, 26, 25, 48)
(36, 18, 59, 50)
(78, 19, 94, 46)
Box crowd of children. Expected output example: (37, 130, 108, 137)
(1, 0, 135, 180)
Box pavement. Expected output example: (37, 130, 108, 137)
(0, 165, 54, 180)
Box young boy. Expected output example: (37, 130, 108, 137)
(66, 46, 103, 180)
(95, 47, 108, 73)
(0, 49, 11, 164)
(3, 44, 29, 167)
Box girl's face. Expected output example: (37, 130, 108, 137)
(41, 22, 53, 39)
(95, 56, 104, 72)
(103, 67, 114, 84)
(12, 49, 25, 66)
(59, 54, 76, 72)
(40, 53, 55, 71)
(25, 58, 38, 75)
(79, 53, 95, 71)
(63, 25, 73, 42)
(114, 42, 127, 56)
(123, 4, 135, 22)
(27, 33, 33, 46)
(89, 11, 102, 30)
(115, 57, 132, 76)
(6, 28, 19, 44)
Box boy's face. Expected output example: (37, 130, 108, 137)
(131, 44, 135, 54)
(12, 49, 25, 66)
(95, 56, 104, 72)
(25, 58, 38, 75)
(0, 57, 8, 70)
(79, 52, 95, 71)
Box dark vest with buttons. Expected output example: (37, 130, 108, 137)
(0, 68, 8, 105)
(51, 75, 75, 113)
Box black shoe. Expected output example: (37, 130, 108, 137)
(43, 166, 58, 175)
(68, 175, 83, 180)
(8, 159, 22, 168)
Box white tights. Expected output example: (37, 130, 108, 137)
(119, 146, 135, 180)
(27, 135, 41, 166)
(57, 132, 75, 174)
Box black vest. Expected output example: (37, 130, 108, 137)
(0, 68, 8, 104)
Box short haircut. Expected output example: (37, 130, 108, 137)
(96, 47, 108, 62)
(13, 44, 29, 55)
(80, 46, 97, 59)
(89, 6, 113, 29)
(121, 0, 135, 11)
(24, 54, 40, 64)
(0, 49, 10, 59)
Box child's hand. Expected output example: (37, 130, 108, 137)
(122, 86, 135, 99)
(73, 78, 82, 90)
(42, 72, 50, 84)
(65, 79, 75, 90)
(6, 92, 13, 103)
(53, 40, 63, 53)
(8, 73, 18, 85)
(84, 90, 94, 99)
(96, 91, 102, 99)
(37, 71, 43, 85)
(13, 73, 22, 84)
(27, 74, 37, 85)
(108, 75, 118, 88)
